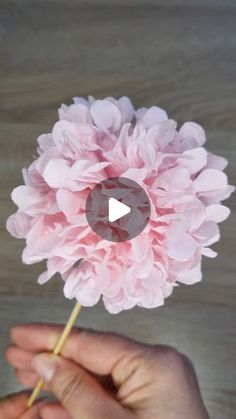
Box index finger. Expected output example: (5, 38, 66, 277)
(10, 323, 141, 376)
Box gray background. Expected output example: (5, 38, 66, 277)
(0, 1, 235, 417)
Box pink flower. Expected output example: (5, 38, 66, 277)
(6, 96, 234, 314)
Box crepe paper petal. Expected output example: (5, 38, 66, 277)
(38, 271, 51, 285)
(136, 106, 168, 128)
(176, 264, 202, 285)
(6, 96, 234, 313)
(194, 169, 228, 194)
(11, 186, 41, 209)
(155, 167, 191, 191)
(194, 221, 220, 247)
(37, 134, 54, 152)
(90, 99, 122, 133)
(180, 147, 208, 174)
(43, 159, 70, 188)
(70, 160, 111, 183)
(206, 204, 230, 223)
(179, 122, 206, 146)
(59, 103, 93, 124)
(6, 212, 32, 239)
(166, 232, 197, 262)
(201, 247, 218, 258)
(207, 152, 228, 171)
(118, 96, 135, 123)
(145, 120, 177, 150)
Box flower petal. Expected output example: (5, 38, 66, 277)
(194, 221, 220, 246)
(137, 106, 168, 128)
(206, 204, 230, 223)
(181, 147, 207, 174)
(118, 96, 134, 123)
(166, 232, 197, 261)
(194, 169, 228, 193)
(179, 122, 206, 146)
(177, 263, 202, 285)
(90, 99, 122, 133)
(156, 167, 191, 191)
(6, 212, 32, 239)
(43, 159, 70, 188)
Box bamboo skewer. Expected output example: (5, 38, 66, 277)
(27, 302, 82, 408)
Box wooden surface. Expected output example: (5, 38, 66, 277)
(0, 1, 235, 418)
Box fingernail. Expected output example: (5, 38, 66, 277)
(32, 354, 58, 382)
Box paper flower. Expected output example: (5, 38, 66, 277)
(7, 96, 234, 314)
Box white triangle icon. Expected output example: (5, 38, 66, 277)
(108, 198, 131, 223)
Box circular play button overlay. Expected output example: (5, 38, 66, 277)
(85, 177, 151, 242)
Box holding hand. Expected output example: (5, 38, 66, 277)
(3, 323, 209, 419)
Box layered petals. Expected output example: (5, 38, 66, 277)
(6, 96, 234, 313)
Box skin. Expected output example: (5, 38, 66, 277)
(2, 323, 209, 419)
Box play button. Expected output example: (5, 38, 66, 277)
(108, 198, 131, 222)
(85, 177, 151, 242)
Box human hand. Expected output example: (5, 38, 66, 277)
(0, 392, 45, 419)
(5, 323, 209, 419)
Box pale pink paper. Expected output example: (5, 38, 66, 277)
(7, 96, 235, 314)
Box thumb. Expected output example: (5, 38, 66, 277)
(32, 354, 132, 419)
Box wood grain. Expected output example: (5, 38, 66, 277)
(0, 2, 235, 417)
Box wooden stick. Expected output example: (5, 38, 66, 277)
(27, 302, 82, 408)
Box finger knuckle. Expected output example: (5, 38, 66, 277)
(180, 353, 197, 379)
(59, 371, 85, 407)
(163, 346, 182, 364)
(152, 345, 185, 375)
